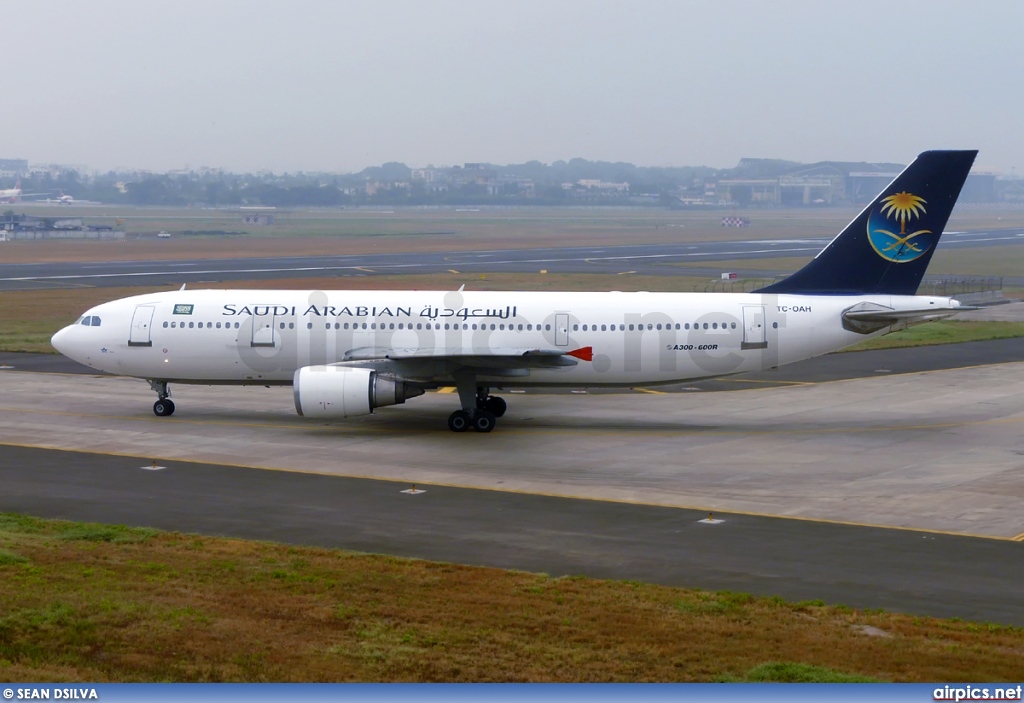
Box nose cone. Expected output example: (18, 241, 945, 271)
(51, 325, 74, 357)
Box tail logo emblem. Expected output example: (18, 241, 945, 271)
(867, 191, 934, 263)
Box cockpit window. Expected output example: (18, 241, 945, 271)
(75, 316, 85, 325)
(90, 316, 101, 327)
(79, 316, 102, 327)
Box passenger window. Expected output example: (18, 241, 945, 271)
(162, 321, 168, 328)
(188, 322, 194, 328)
(773, 322, 779, 329)
(307, 322, 313, 329)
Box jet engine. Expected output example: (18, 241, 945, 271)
(293, 365, 424, 419)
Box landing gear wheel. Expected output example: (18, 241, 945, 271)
(153, 398, 175, 417)
(473, 410, 496, 433)
(448, 410, 470, 432)
(485, 396, 507, 417)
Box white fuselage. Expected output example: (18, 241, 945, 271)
(51, 288, 956, 388)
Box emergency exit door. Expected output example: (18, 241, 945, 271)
(555, 314, 569, 346)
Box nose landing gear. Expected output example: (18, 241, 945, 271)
(148, 380, 175, 417)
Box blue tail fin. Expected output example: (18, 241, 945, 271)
(754, 150, 977, 295)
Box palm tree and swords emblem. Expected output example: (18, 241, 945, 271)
(867, 191, 934, 263)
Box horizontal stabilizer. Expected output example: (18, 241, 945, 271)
(841, 301, 967, 334)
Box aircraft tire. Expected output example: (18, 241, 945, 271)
(473, 410, 496, 433)
(153, 399, 175, 417)
(448, 410, 470, 432)
(485, 396, 507, 417)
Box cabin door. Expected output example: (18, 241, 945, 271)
(128, 305, 155, 347)
(741, 305, 768, 350)
(251, 307, 279, 348)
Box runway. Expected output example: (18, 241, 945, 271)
(2, 227, 1023, 290)
(2, 340, 1023, 624)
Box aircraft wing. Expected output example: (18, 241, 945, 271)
(344, 345, 591, 365)
(338, 345, 594, 379)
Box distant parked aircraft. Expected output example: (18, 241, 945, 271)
(0, 178, 23, 203)
(0, 178, 52, 203)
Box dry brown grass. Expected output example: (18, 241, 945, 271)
(1, 513, 1022, 682)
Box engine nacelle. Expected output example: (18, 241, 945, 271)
(293, 365, 424, 419)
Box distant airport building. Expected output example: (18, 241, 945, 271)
(717, 158, 1000, 206)
(0, 158, 29, 178)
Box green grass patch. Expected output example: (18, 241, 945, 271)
(0, 549, 29, 565)
(58, 523, 158, 544)
(739, 661, 884, 683)
(844, 321, 1024, 352)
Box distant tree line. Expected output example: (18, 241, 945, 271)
(14, 158, 723, 208)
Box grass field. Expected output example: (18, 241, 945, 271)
(5, 206, 1024, 264)
(1, 512, 1022, 683)
(843, 320, 1024, 351)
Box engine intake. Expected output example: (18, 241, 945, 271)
(293, 365, 424, 419)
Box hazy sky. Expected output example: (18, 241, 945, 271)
(7, 0, 1024, 174)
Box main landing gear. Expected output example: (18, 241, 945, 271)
(149, 380, 175, 417)
(447, 375, 507, 433)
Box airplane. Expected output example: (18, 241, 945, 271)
(51, 150, 977, 433)
(48, 191, 91, 205)
(0, 177, 52, 203)
(0, 178, 23, 203)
